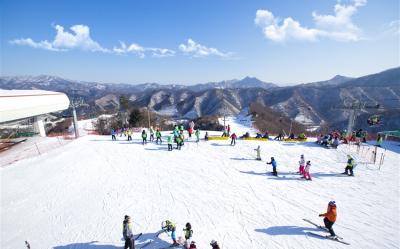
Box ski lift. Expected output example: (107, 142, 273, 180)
(367, 115, 382, 127)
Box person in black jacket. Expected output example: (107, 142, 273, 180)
(123, 215, 134, 249)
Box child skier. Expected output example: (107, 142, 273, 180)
(183, 222, 193, 248)
(161, 220, 179, 246)
(156, 129, 162, 144)
(111, 128, 116, 141)
(195, 129, 200, 143)
(254, 145, 261, 160)
(176, 135, 182, 150)
(122, 215, 134, 249)
(298, 155, 305, 174)
(149, 127, 154, 142)
(141, 130, 147, 145)
(343, 155, 355, 176)
(230, 132, 237, 146)
(319, 201, 337, 238)
(210, 240, 220, 249)
(127, 128, 132, 141)
(303, 161, 312, 180)
(167, 135, 173, 151)
(267, 157, 278, 176)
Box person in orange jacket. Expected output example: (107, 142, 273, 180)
(319, 201, 337, 238)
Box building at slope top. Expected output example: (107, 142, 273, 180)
(0, 90, 70, 136)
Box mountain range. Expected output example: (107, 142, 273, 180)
(1, 67, 399, 131)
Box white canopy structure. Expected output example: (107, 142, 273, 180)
(0, 90, 70, 136)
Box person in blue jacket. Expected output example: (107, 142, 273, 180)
(267, 157, 278, 176)
(111, 128, 116, 141)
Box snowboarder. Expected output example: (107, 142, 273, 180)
(123, 215, 135, 249)
(183, 222, 193, 248)
(149, 127, 154, 142)
(254, 145, 261, 160)
(141, 130, 147, 145)
(230, 132, 237, 146)
(195, 129, 200, 143)
(319, 201, 337, 238)
(210, 240, 220, 249)
(343, 155, 354, 176)
(267, 157, 278, 176)
(111, 128, 116, 141)
(167, 134, 173, 151)
(298, 154, 305, 174)
(161, 220, 179, 246)
(156, 129, 162, 144)
(303, 161, 312, 180)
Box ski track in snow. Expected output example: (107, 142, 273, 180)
(1, 118, 400, 249)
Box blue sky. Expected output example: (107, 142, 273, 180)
(1, 0, 399, 85)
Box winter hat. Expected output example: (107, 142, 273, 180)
(210, 240, 217, 246)
(329, 201, 336, 207)
(186, 222, 191, 229)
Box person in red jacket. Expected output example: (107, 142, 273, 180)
(230, 132, 237, 146)
(319, 201, 337, 238)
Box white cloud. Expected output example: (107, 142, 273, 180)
(10, 24, 176, 58)
(179, 38, 233, 58)
(255, 0, 367, 42)
(11, 24, 109, 52)
(383, 20, 400, 35)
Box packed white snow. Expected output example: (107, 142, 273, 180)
(1, 119, 400, 249)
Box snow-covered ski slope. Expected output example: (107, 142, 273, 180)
(1, 124, 400, 249)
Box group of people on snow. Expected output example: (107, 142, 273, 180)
(122, 216, 220, 249)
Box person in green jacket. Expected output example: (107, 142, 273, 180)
(141, 130, 147, 145)
(156, 129, 162, 144)
(167, 135, 173, 151)
(195, 129, 200, 143)
(176, 135, 182, 150)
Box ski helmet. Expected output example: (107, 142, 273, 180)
(186, 222, 191, 229)
(210, 240, 217, 246)
(328, 201, 336, 206)
(301, 154, 304, 158)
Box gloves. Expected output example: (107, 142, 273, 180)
(319, 214, 323, 217)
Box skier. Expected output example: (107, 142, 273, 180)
(227, 124, 231, 136)
(123, 215, 135, 249)
(195, 129, 200, 143)
(183, 222, 193, 248)
(210, 240, 220, 249)
(167, 134, 173, 151)
(204, 131, 209, 141)
(254, 145, 261, 160)
(127, 128, 132, 141)
(188, 241, 197, 249)
(141, 130, 147, 145)
(111, 128, 116, 141)
(342, 155, 355, 176)
(161, 220, 179, 246)
(298, 155, 305, 175)
(267, 157, 278, 176)
(156, 129, 162, 144)
(376, 133, 383, 147)
(176, 135, 182, 150)
(149, 127, 154, 142)
(318, 201, 337, 238)
(303, 161, 312, 180)
(230, 132, 237, 146)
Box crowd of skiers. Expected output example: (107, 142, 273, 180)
(122, 216, 220, 249)
(316, 128, 372, 149)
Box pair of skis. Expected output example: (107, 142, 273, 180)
(303, 219, 350, 245)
